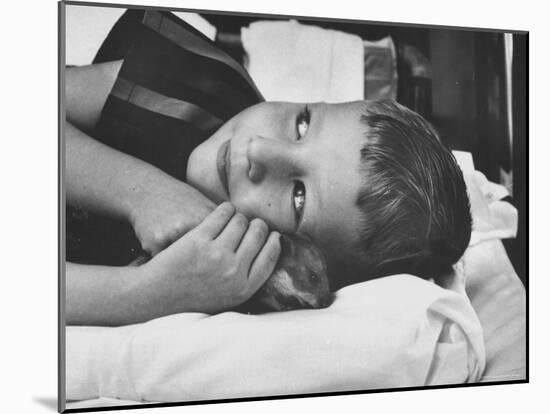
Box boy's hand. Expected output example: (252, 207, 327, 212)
(135, 203, 281, 316)
(130, 180, 216, 256)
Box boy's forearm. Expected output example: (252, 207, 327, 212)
(65, 121, 184, 222)
(66, 262, 151, 326)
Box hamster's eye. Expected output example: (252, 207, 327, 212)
(309, 272, 319, 283)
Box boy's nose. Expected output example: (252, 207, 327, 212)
(246, 136, 303, 183)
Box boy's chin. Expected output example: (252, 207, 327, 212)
(187, 171, 225, 204)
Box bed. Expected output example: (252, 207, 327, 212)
(62, 6, 526, 410)
(63, 244, 524, 409)
(63, 151, 525, 409)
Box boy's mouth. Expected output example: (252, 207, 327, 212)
(216, 140, 231, 198)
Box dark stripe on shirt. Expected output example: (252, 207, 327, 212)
(111, 77, 224, 131)
(119, 25, 260, 116)
(141, 10, 263, 100)
(96, 96, 207, 181)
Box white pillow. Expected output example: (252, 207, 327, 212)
(66, 274, 484, 403)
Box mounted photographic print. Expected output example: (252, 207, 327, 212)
(58, 0, 528, 412)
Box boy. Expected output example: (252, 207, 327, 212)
(65, 10, 471, 325)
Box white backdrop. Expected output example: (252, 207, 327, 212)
(1, 0, 543, 413)
(65, 5, 124, 65)
(65, 6, 217, 65)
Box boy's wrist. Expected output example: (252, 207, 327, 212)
(117, 263, 161, 324)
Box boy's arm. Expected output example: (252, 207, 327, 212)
(66, 120, 167, 220)
(65, 60, 215, 254)
(65, 204, 281, 326)
(66, 121, 215, 254)
(66, 262, 145, 326)
(65, 59, 155, 220)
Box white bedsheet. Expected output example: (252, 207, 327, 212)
(65, 274, 484, 405)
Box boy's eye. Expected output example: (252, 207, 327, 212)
(292, 181, 306, 226)
(296, 105, 310, 140)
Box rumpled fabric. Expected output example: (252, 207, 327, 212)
(241, 20, 364, 103)
(66, 275, 485, 404)
(452, 151, 518, 246)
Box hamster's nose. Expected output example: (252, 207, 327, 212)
(318, 293, 334, 308)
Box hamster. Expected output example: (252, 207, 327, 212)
(130, 233, 333, 314)
(242, 233, 333, 313)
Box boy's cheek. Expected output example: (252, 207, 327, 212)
(231, 193, 289, 233)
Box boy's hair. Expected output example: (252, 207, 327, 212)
(337, 100, 471, 288)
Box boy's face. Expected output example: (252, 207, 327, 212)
(187, 101, 366, 261)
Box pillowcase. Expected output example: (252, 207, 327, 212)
(66, 274, 484, 403)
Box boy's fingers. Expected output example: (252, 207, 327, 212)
(236, 218, 269, 265)
(215, 213, 249, 250)
(246, 231, 281, 294)
(195, 202, 235, 239)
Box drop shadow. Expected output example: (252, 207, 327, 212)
(33, 396, 58, 412)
